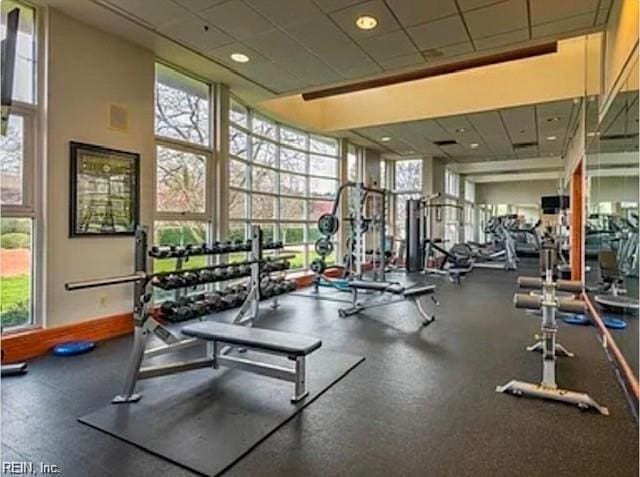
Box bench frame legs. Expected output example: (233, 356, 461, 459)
(339, 288, 436, 327)
(112, 317, 309, 404)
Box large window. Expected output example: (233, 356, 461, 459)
(445, 168, 460, 198)
(464, 180, 475, 241)
(1, 1, 38, 330)
(228, 99, 339, 270)
(153, 64, 212, 273)
(393, 159, 422, 237)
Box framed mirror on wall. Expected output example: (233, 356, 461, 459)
(584, 56, 639, 377)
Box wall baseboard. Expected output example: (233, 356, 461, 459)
(0, 270, 345, 363)
(1, 313, 133, 363)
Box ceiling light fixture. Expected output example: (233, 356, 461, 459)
(470, 143, 479, 149)
(381, 136, 391, 142)
(546, 116, 560, 122)
(546, 135, 557, 141)
(356, 15, 378, 30)
(456, 127, 466, 133)
(230, 53, 250, 63)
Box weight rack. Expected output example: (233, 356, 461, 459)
(65, 225, 300, 403)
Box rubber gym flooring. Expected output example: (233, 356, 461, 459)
(2, 261, 638, 477)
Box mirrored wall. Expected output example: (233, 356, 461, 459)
(585, 56, 639, 373)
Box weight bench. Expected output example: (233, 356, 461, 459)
(339, 280, 437, 327)
(113, 321, 321, 404)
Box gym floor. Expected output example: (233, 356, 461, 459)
(2, 262, 638, 477)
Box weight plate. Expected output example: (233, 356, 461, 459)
(314, 238, 334, 257)
(317, 213, 339, 236)
(310, 258, 326, 274)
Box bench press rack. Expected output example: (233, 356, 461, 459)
(65, 225, 316, 404)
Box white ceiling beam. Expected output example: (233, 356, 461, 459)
(471, 171, 563, 183)
(452, 157, 562, 174)
(587, 167, 639, 177)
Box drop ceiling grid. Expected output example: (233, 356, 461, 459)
(103, 0, 612, 94)
(352, 99, 577, 160)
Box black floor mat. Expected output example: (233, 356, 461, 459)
(79, 349, 363, 476)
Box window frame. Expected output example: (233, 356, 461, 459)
(1, 0, 42, 332)
(228, 96, 340, 271)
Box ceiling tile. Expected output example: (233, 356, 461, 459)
(340, 61, 384, 79)
(173, 0, 226, 13)
(358, 30, 418, 61)
(530, 0, 599, 25)
(107, 0, 188, 27)
(378, 52, 426, 70)
(437, 116, 473, 133)
(199, 0, 276, 40)
(314, 0, 363, 13)
(245, 0, 325, 28)
(158, 13, 233, 51)
(457, 0, 506, 12)
(329, 0, 401, 40)
(500, 106, 537, 144)
(207, 41, 270, 66)
(242, 29, 309, 60)
(595, 7, 610, 26)
(438, 41, 475, 58)
(467, 111, 507, 136)
(283, 16, 352, 55)
(322, 42, 379, 71)
(239, 61, 308, 93)
(385, 0, 458, 27)
(463, 0, 528, 38)
(474, 28, 529, 50)
(407, 15, 469, 51)
(532, 12, 596, 38)
(275, 53, 342, 85)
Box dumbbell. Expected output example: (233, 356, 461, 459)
(212, 267, 229, 281)
(284, 280, 296, 292)
(221, 291, 242, 309)
(156, 274, 183, 289)
(160, 300, 178, 317)
(204, 293, 222, 312)
(173, 246, 188, 258)
(273, 240, 283, 249)
(190, 300, 209, 317)
(182, 272, 200, 287)
(149, 246, 172, 258)
(244, 239, 253, 251)
(173, 305, 193, 322)
(221, 241, 234, 253)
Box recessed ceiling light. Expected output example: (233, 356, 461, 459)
(381, 136, 391, 142)
(230, 53, 250, 63)
(546, 116, 560, 122)
(520, 129, 526, 134)
(546, 135, 557, 141)
(356, 15, 378, 30)
(406, 150, 415, 154)
(470, 143, 479, 149)
(455, 127, 466, 133)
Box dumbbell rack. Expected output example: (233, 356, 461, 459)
(65, 225, 299, 403)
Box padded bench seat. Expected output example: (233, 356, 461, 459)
(181, 322, 322, 357)
(348, 280, 436, 297)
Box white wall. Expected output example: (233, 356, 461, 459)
(45, 9, 155, 327)
(589, 175, 640, 203)
(476, 180, 558, 205)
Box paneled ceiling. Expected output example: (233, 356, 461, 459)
(352, 98, 582, 161)
(595, 91, 639, 153)
(99, 0, 612, 94)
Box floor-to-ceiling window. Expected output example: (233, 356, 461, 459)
(444, 168, 460, 246)
(153, 63, 213, 273)
(1, 1, 39, 330)
(393, 159, 423, 238)
(228, 98, 340, 270)
(464, 179, 475, 242)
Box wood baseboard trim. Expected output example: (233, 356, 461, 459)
(1, 313, 133, 363)
(0, 271, 342, 363)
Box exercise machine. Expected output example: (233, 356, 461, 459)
(405, 195, 472, 282)
(496, 246, 609, 415)
(65, 225, 318, 403)
(593, 250, 639, 312)
(451, 215, 518, 271)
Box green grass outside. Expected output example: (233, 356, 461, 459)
(1, 274, 30, 328)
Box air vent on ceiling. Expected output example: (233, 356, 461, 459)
(109, 104, 128, 132)
(513, 142, 538, 150)
(433, 139, 457, 147)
